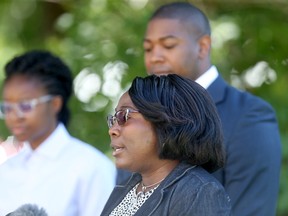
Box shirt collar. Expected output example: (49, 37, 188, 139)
(195, 65, 219, 89)
(26, 123, 70, 159)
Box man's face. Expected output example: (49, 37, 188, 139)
(144, 18, 202, 80)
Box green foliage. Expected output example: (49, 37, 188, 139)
(0, 0, 287, 214)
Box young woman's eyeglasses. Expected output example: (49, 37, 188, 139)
(0, 95, 54, 119)
(107, 108, 139, 128)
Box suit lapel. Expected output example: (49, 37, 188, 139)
(207, 75, 227, 105)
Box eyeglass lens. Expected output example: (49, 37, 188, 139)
(0, 95, 53, 119)
(107, 110, 127, 128)
(108, 108, 141, 128)
(115, 110, 128, 126)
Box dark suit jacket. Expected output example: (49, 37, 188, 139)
(208, 75, 281, 216)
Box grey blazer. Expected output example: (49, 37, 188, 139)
(101, 163, 231, 216)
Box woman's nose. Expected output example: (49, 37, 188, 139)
(108, 125, 120, 137)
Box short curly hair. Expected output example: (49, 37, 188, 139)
(128, 74, 225, 173)
(149, 2, 211, 37)
(4, 50, 73, 126)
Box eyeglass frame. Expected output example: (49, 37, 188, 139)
(0, 95, 54, 119)
(107, 108, 139, 128)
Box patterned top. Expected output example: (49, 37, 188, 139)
(109, 183, 159, 216)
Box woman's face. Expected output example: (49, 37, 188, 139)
(2, 75, 60, 149)
(108, 92, 160, 173)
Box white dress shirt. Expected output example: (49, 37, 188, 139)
(195, 65, 219, 89)
(0, 136, 24, 165)
(0, 123, 116, 216)
(0, 146, 7, 164)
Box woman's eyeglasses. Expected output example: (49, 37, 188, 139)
(107, 108, 139, 128)
(0, 95, 54, 119)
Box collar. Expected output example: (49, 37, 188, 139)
(102, 162, 196, 215)
(24, 123, 70, 159)
(119, 162, 195, 189)
(195, 65, 219, 89)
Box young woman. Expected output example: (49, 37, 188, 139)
(0, 50, 116, 216)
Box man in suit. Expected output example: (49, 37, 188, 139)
(143, 2, 281, 216)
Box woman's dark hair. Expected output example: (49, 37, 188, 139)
(4, 50, 73, 126)
(128, 74, 225, 173)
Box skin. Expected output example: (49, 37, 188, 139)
(2, 75, 62, 150)
(108, 92, 178, 187)
(144, 18, 211, 80)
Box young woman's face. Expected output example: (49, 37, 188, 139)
(2, 75, 60, 149)
(108, 92, 160, 174)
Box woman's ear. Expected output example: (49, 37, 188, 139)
(51, 95, 63, 114)
(198, 35, 211, 59)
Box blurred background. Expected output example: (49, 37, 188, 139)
(0, 0, 287, 214)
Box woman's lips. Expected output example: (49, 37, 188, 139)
(10, 126, 26, 138)
(111, 146, 124, 157)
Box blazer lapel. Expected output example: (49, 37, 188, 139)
(207, 75, 227, 105)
